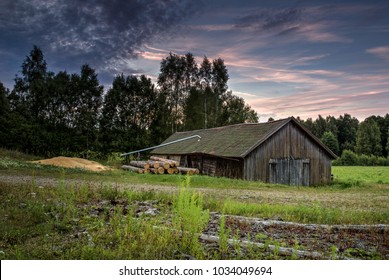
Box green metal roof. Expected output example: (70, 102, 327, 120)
(151, 117, 338, 159)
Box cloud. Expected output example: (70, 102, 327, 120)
(366, 46, 389, 62)
(234, 5, 353, 43)
(236, 8, 302, 32)
(0, 0, 202, 75)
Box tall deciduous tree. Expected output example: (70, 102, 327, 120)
(355, 118, 382, 156)
(12, 45, 48, 120)
(158, 53, 187, 133)
(336, 113, 359, 153)
(209, 58, 229, 127)
(321, 131, 339, 156)
(100, 74, 157, 154)
(0, 82, 10, 148)
(199, 56, 213, 128)
(218, 91, 258, 125)
(386, 128, 389, 156)
(71, 64, 103, 154)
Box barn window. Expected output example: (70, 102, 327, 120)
(269, 158, 310, 186)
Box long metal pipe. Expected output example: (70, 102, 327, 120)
(120, 134, 202, 157)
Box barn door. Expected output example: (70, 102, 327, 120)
(269, 158, 310, 186)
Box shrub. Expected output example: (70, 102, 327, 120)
(334, 150, 389, 166)
(340, 150, 358, 165)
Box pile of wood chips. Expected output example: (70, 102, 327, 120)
(33, 156, 112, 172)
(122, 156, 199, 175)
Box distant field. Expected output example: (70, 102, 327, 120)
(332, 166, 389, 184)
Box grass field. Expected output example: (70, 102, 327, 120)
(0, 149, 388, 260)
(332, 166, 389, 184)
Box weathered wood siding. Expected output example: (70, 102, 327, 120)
(173, 154, 244, 179)
(269, 158, 310, 186)
(244, 122, 332, 185)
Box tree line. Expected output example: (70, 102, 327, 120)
(295, 114, 389, 165)
(0, 46, 258, 158)
(1, 46, 388, 163)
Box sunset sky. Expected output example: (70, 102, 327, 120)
(1, 0, 388, 121)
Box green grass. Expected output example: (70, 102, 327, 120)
(332, 166, 389, 184)
(1, 149, 388, 259)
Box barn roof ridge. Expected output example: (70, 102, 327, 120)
(172, 117, 291, 135)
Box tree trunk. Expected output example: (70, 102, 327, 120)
(122, 165, 144, 174)
(150, 167, 165, 174)
(129, 161, 150, 169)
(148, 160, 170, 170)
(150, 156, 179, 167)
(177, 167, 199, 175)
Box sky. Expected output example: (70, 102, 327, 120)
(1, 0, 389, 122)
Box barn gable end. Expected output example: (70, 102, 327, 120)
(243, 121, 334, 185)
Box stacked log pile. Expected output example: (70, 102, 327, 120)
(122, 156, 199, 175)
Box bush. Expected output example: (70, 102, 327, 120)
(333, 149, 389, 166)
(340, 150, 358, 165)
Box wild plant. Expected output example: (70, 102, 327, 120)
(218, 213, 231, 258)
(172, 174, 209, 259)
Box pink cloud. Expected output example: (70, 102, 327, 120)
(366, 46, 389, 62)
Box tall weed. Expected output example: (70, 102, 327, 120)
(172, 175, 209, 259)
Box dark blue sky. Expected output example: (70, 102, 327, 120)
(1, 0, 388, 121)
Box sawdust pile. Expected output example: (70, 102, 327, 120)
(33, 156, 112, 172)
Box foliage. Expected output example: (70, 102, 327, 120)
(1, 46, 258, 158)
(356, 118, 382, 156)
(333, 149, 389, 166)
(159, 53, 257, 132)
(172, 175, 210, 259)
(298, 114, 389, 159)
(321, 131, 339, 156)
(99, 74, 158, 154)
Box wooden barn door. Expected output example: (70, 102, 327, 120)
(269, 158, 310, 186)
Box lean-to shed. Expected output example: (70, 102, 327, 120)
(151, 117, 337, 185)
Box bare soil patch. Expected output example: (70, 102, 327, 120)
(32, 156, 112, 172)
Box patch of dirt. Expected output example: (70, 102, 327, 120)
(32, 156, 112, 172)
(203, 213, 389, 259)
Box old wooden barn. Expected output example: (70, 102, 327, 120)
(151, 117, 337, 185)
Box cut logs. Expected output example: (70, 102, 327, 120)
(121, 165, 144, 174)
(150, 167, 165, 174)
(129, 160, 150, 169)
(150, 156, 179, 167)
(177, 167, 200, 175)
(122, 157, 199, 176)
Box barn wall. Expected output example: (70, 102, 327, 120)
(244, 122, 332, 185)
(155, 154, 244, 179)
(187, 155, 244, 179)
